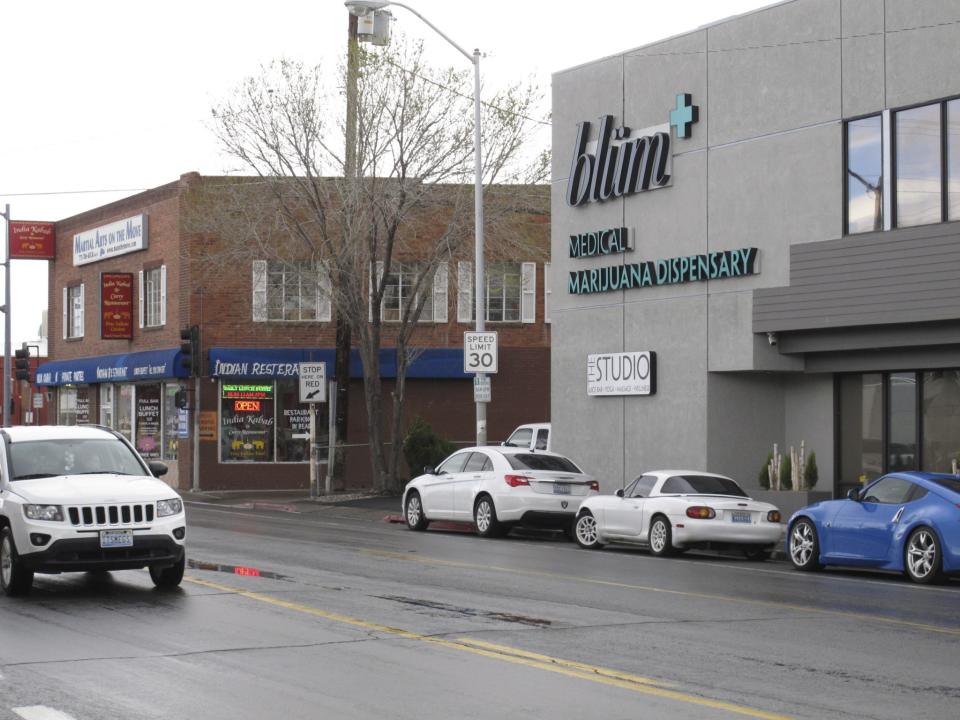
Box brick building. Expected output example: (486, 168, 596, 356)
(36, 173, 551, 490)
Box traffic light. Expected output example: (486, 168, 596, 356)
(14, 344, 30, 382)
(179, 325, 200, 376)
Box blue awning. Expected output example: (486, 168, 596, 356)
(208, 347, 468, 380)
(35, 348, 188, 387)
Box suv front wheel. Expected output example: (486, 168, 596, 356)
(1, 526, 34, 597)
(149, 554, 185, 589)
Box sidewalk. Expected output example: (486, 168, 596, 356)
(180, 488, 403, 521)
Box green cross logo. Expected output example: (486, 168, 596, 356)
(669, 93, 699, 139)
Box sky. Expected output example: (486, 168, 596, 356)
(0, 0, 774, 354)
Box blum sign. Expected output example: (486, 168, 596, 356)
(9, 221, 55, 259)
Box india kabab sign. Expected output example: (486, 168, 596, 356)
(587, 351, 656, 396)
(298, 363, 327, 403)
(464, 332, 498, 374)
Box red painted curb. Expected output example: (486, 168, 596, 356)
(384, 514, 405, 523)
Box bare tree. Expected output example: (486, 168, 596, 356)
(199, 39, 547, 492)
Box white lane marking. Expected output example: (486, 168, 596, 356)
(13, 707, 79, 720)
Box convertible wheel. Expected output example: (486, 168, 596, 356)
(149, 554, 185, 589)
(404, 491, 430, 531)
(648, 516, 675, 557)
(574, 511, 605, 550)
(788, 518, 822, 571)
(904, 527, 943, 584)
(1, 527, 34, 597)
(474, 496, 504, 538)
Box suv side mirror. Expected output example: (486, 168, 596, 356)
(846, 488, 860, 501)
(148, 461, 168, 478)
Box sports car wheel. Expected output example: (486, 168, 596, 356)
(788, 518, 822, 571)
(474, 495, 504, 538)
(404, 491, 429, 531)
(904, 527, 943, 584)
(648, 516, 675, 557)
(1, 527, 34, 597)
(574, 511, 605, 550)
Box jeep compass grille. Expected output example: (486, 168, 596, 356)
(67, 504, 154, 527)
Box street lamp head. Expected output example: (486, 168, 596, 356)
(345, 0, 391, 16)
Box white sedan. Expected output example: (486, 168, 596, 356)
(402, 447, 598, 537)
(573, 470, 783, 560)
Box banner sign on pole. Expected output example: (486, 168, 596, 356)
(9, 221, 56, 260)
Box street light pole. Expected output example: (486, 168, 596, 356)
(344, 0, 487, 445)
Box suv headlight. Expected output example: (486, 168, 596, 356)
(156, 498, 183, 517)
(24, 504, 64, 522)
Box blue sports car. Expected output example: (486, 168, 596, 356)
(786, 472, 960, 584)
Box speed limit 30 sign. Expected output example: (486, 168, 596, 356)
(463, 331, 498, 374)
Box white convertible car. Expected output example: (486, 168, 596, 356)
(573, 470, 783, 560)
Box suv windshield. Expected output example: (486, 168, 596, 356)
(9, 438, 146, 480)
(505, 453, 581, 473)
(660, 474, 748, 497)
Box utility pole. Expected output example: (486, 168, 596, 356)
(330, 12, 360, 489)
(2, 204, 11, 427)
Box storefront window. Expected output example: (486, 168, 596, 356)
(276, 380, 317, 463)
(164, 384, 183, 461)
(221, 383, 275, 462)
(846, 115, 883, 234)
(100, 384, 114, 428)
(58, 386, 77, 425)
(839, 374, 883, 494)
(922, 370, 960, 473)
(117, 384, 134, 440)
(896, 103, 942, 227)
(888, 372, 917, 472)
(135, 384, 162, 460)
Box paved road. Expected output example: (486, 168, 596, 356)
(1, 502, 957, 720)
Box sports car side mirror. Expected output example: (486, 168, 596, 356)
(616, 489, 624, 497)
(846, 488, 860, 501)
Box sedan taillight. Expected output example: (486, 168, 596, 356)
(767, 510, 782, 523)
(587, 480, 599, 492)
(504, 475, 531, 487)
(686, 506, 716, 519)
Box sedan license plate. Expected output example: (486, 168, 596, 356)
(731, 511, 752, 524)
(100, 529, 133, 548)
(552, 483, 572, 495)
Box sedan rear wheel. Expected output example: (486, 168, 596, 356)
(648, 516, 675, 557)
(1, 527, 34, 597)
(904, 527, 943, 584)
(474, 496, 504, 538)
(574, 511, 604, 550)
(404, 491, 429, 531)
(788, 518, 822, 571)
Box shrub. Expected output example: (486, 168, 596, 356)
(780, 454, 792, 491)
(758, 451, 772, 490)
(402, 416, 455, 479)
(804, 451, 819, 490)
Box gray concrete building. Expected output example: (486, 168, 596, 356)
(551, 0, 960, 498)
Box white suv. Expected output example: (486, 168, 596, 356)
(0, 425, 186, 596)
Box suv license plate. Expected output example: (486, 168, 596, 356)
(100, 529, 133, 548)
(731, 511, 751, 524)
(553, 484, 571, 495)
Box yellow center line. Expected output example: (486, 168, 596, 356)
(361, 548, 960, 637)
(184, 574, 793, 720)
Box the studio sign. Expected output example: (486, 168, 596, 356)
(565, 93, 698, 207)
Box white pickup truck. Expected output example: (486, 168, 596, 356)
(502, 423, 551, 452)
